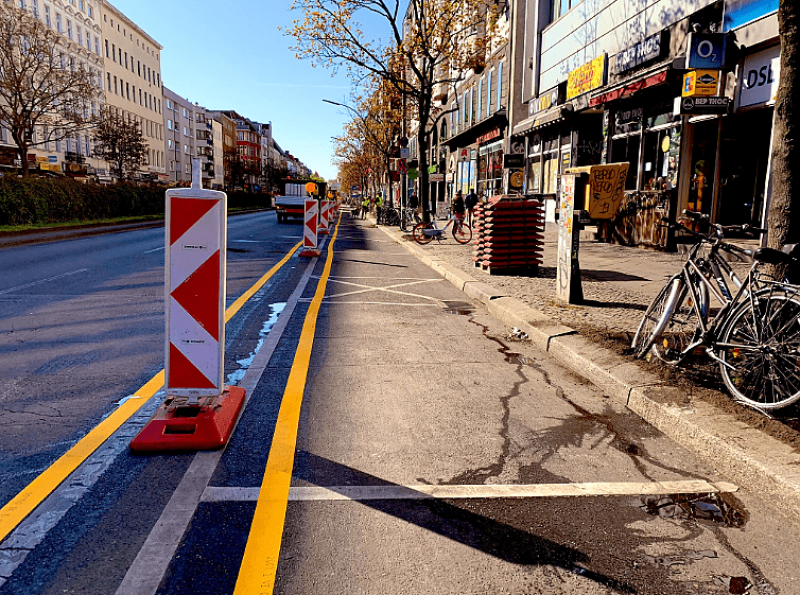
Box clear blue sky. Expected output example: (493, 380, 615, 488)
(109, 0, 369, 182)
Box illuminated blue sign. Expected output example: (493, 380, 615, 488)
(723, 0, 779, 33)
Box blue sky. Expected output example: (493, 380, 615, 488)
(109, 0, 369, 181)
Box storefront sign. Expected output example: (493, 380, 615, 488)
(739, 45, 780, 108)
(723, 0, 778, 33)
(459, 148, 469, 161)
(567, 54, 607, 100)
(685, 33, 731, 69)
(429, 173, 444, 182)
(682, 69, 721, 97)
(613, 34, 662, 74)
(477, 128, 502, 145)
(674, 96, 731, 115)
(528, 87, 560, 117)
(502, 154, 524, 168)
(48, 155, 58, 163)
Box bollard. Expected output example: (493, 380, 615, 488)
(300, 198, 321, 257)
(130, 159, 245, 452)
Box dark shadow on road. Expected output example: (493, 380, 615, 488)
(292, 451, 635, 593)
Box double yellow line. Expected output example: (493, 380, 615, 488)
(0, 241, 302, 544)
(234, 215, 341, 594)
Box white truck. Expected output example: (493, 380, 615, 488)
(275, 179, 326, 223)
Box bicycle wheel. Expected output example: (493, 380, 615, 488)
(631, 277, 683, 359)
(386, 209, 401, 226)
(652, 273, 709, 365)
(718, 291, 800, 409)
(412, 222, 434, 245)
(452, 220, 472, 244)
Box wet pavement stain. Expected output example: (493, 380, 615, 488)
(640, 492, 748, 528)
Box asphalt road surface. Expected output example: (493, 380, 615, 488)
(0, 211, 799, 594)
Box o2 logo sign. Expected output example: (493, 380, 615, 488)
(686, 33, 730, 70)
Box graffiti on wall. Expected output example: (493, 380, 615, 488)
(601, 191, 674, 250)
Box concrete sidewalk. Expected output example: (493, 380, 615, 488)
(372, 214, 800, 529)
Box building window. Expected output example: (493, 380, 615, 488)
(496, 61, 503, 111)
(486, 70, 493, 118)
(94, 36, 99, 55)
(44, 4, 50, 27)
(477, 78, 483, 122)
(111, 43, 115, 61)
(87, 4, 93, 18)
(551, 0, 579, 22)
(66, 19, 72, 40)
(76, 26, 82, 47)
(55, 13, 62, 33)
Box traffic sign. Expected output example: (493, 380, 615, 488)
(300, 199, 320, 257)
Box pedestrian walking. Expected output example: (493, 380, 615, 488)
(452, 190, 466, 222)
(465, 188, 478, 227)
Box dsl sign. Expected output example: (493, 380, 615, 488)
(739, 45, 780, 108)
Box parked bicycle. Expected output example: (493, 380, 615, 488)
(412, 210, 472, 245)
(377, 206, 401, 227)
(400, 207, 421, 232)
(631, 210, 800, 410)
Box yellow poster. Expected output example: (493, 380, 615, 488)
(567, 55, 608, 100)
(585, 163, 629, 219)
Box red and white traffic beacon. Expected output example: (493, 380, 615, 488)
(130, 159, 246, 452)
(300, 198, 321, 257)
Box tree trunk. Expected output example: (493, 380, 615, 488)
(12, 131, 30, 177)
(768, 0, 800, 280)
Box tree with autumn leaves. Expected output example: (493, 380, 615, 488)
(288, 0, 500, 218)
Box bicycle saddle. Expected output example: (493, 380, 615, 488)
(753, 247, 793, 265)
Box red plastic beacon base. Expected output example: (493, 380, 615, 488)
(299, 249, 321, 257)
(129, 386, 246, 453)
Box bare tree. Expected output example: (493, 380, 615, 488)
(93, 111, 147, 181)
(768, 0, 800, 280)
(287, 0, 499, 217)
(0, 3, 101, 177)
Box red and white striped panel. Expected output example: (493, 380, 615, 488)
(166, 191, 227, 398)
(318, 200, 330, 233)
(303, 199, 318, 248)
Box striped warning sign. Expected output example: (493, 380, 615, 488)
(166, 190, 226, 399)
(319, 200, 330, 235)
(303, 199, 318, 249)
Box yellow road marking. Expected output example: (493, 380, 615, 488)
(234, 215, 341, 595)
(0, 241, 302, 545)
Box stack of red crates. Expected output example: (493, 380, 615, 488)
(472, 195, 545, 274)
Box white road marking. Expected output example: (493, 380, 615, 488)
(200, 481, 738, 503)
(0, 269, 89, 295)
(143, 246, 165, 254)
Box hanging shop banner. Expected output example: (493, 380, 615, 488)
(566, 54, 608, 100)
(674, 96, 731, 115)
(739, 45, 780, 108)
(613, 34, 663, 75)
(723, 0, 778, 33)
(682, 70, 721, 97)
(685, 33, 732, 70)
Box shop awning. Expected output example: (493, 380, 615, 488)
(511, 104, 574, 137)
(589, 69, 669, 107)
(443, 109, 507, 148)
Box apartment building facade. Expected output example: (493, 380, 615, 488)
(2, 0, 105, 176)
(163, 87, 195, 185)
(100, 0, 164, 182)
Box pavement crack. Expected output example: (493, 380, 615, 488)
(441, 318, 530, 486)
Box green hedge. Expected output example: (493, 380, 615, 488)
(0, 177, 271, 226)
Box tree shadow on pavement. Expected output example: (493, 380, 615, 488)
(293, 451, 636, 593)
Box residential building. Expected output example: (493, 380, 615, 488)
(100, 0, 164, 182)
(4, 0, 105, 176)
(163, 87, 194, 186)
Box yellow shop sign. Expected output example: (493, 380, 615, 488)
(566, 54, 608, 100)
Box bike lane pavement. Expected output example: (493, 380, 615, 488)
(2, 213, 799, 594)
